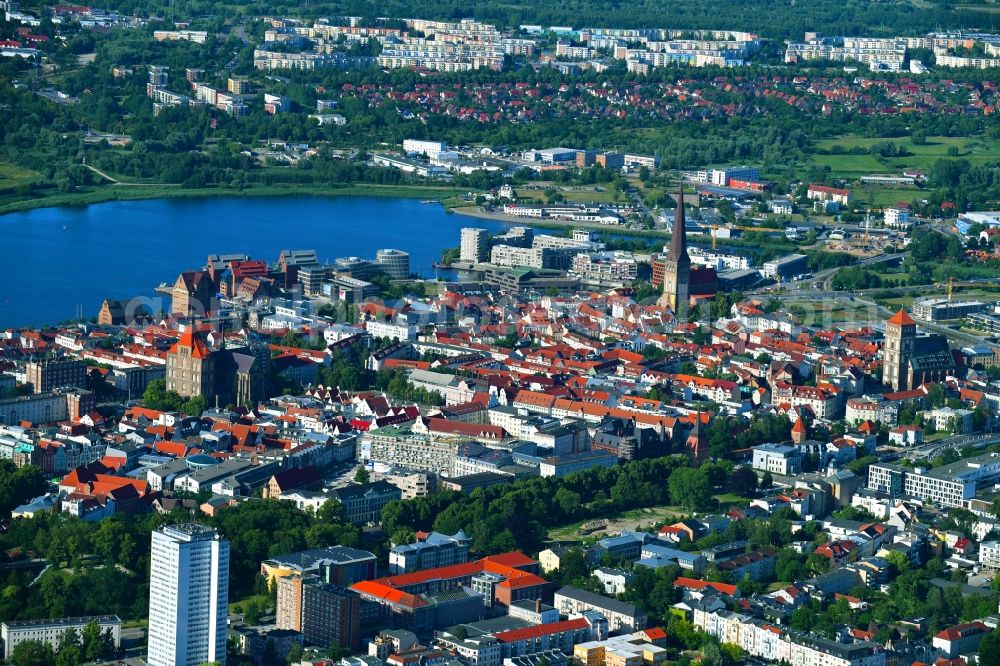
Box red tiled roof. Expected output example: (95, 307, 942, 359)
(887, 309, 915, 326)
(169, 329, 211, 359)
(673, 577, 738, 596)
(494, 618, 588, 643)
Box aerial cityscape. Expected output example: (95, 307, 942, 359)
(2, 1, 1000, 665)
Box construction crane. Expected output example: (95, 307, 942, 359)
(948, 276, 954, 303)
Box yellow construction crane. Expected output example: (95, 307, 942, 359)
(948, 276, 954, 303)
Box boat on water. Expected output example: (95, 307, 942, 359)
(431, 262, 451, 269)
(421, 199, 437, 204)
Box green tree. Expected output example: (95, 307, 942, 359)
(11, 640, 54, 666)
(55, 645, 82, 666)
(760, 471, 773, 489)
(728, 466, 758, 497)
(806, 553, 831, 575)
(286, 642, 304, 664)
(668, 467, 713, 511)
(978, 629, 1000, 665)
(81, 620, 113, 661)
(354, 466, 370, 484)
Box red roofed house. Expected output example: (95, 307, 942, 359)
(807, 184, 852, 206)
(932, 621, 989, 658)
(673, 576, 739, 598)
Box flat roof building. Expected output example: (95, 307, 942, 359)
(1, 616, 121, 659)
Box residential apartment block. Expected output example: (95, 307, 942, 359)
(1, 616, 121, 659)
(147, 524, 229, 666)
(553, 586, 647, 634)
(389, 530, 471, 574)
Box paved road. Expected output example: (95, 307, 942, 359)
(904, 432, 1000, 462)
(811, 252, 907, 291)
(628, 188, 653, 222)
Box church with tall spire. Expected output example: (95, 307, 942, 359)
(659, 185, 692, 316)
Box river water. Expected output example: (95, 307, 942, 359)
(0, 196, 516, 327)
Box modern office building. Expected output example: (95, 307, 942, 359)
(911, 298, 988, 322)
(262, 545, 378, 587)
(376, 249, 411, 279)
(298, 266, 327, 297)
(751, 443, 802, 476)
(147, 524, 230, 666)
(302, 578, 361, 650)
(867, 453, 1000, 508)
(761, 253, 808, 280)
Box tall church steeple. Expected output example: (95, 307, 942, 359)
(659, 185, 692, 316)
(884, 308, 916, 391)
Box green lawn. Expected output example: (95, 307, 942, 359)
(0, 162, 43, 189)
(560, 187, 618, 204)
(812, 135, 1000, 181)
(229, 593, 272, 614)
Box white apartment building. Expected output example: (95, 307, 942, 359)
(571, 252, 638, 282)
(461, 228, 491, 263)
(687, 247, 752, 271)
(366, 318, 419, 342)
(147, 524, 230, 666)
(751, 443, 802, 475)
(1, 616, 121, 659)
(979, 540, 1000, 569)
(925, 407, 974, 435)
(553, 586, 647, 633)
(883, 206, 911, 228)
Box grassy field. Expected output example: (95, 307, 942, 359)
(547, 505, 682, 542)
(559, 186, 618, 204)
(812, 135, 1000, 181)
(855, 185, 925, 207)
(546, 493, 753, 543)
(0, 162, 44, 189)
(229, 593, 272, 614)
